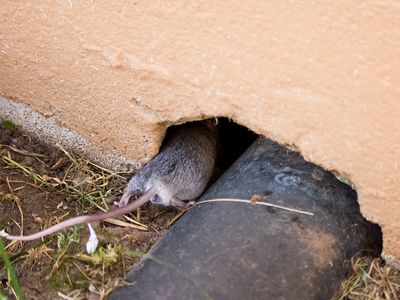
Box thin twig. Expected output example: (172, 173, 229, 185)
(194, 198, 314, 216)
(47, 247, 68, 279)
(0, 143, 48, 158)
(87, 160, 126, 179)
(3, 155, 48, 186)
(104, 218, 148, 231)
(167, 210, 187, 227)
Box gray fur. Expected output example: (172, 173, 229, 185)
(118, 121, 217, 207)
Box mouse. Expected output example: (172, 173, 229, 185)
(0, 121, 218, 241)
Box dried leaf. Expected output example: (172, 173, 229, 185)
(250, 194, 261, 205)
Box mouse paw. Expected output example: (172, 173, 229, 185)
(171, 197, 194, 211)
(116, 190, 134, 207)
(115, 200, 128, 208)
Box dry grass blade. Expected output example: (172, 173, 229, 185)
(55, 143, 79, 167)
(57, 290, 86, 300)
(24, 244, 54, 267)
(51, 157, 67, 170)
(87, 160, 127, 179)
(86, 199, 148, 229)
(194, 198, 314, 216)
(3, 155, 48, 186)
(0, 193, 25, 252)
(120, 214, 145, 227)
(47, 248, 69, 279)
(104, 218, 148, 231)
(167, 210, 187, 227)
(4, 178, 48, 190)
(334, 256, 400, 300)
(0, 143, 48, 158)
(170, 196, 314, 226)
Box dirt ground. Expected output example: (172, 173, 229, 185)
(0, 120, 178, 299)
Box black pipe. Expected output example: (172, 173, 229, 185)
(110, 137, 381, 300)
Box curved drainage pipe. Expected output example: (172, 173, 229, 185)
(110, 137, 382, 300)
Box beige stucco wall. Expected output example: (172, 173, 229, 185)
(0, 1, 399, 266)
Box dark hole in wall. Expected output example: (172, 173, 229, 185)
(164, 118, 382, 258)
(164, 117, 257, 181)
(216, 117, 258, 172)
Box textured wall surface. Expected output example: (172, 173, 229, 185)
(0, 1, 399, 265)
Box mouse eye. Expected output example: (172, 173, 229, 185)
(150, 194, 162, 204)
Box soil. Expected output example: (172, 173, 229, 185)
(0, 120, 178, 299)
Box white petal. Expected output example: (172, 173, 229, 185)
(86, 224, 99, 254)
(0, 229, 9, 237)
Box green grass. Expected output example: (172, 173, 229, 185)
(2, 155, 48, 186)
(0, 237, 24, 300)
(2, 121, 17, 132)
